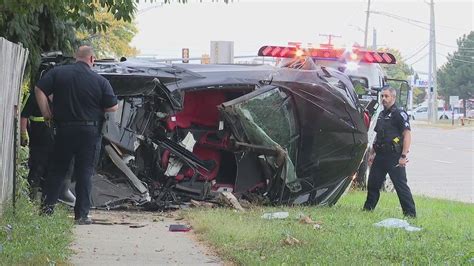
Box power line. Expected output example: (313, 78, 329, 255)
(409, 53, 428, 65)
(370, 10, 471, 32)
(438, 53, 474, 64)
(371, 11, 430, 30)
(437, 42, 474, 50)
(404, 42, 429, 61)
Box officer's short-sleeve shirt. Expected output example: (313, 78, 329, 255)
(394, 108, 411, 132)
(36, 62, 117, 122)
(21, 91, 43, 118)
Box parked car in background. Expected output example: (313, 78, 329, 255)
(409, 106, 464, 120)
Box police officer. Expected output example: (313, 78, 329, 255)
(20, 91, 76, 205)
(363, 86, 416, 218)
(20, 92, 54, 199)
(35, 46, 118, 224)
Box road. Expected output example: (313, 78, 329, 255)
(407, 122, 473, 203)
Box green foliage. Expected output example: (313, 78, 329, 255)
(0, 0, 137, 86)
(76, 9, 139, 58)
(438, 31, 474, 103)
(379, 48, 414, 80)
(412, 87, 427, 106)
(15, 146, 30, 200)
(186, 191, 473, 264)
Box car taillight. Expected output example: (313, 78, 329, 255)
(364, 111, 370, 129)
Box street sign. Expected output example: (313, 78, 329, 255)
(449, 96, 459, 107)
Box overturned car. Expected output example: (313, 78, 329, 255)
(40, 54, 368, 209)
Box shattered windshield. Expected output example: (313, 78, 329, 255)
(238, 89, 298, 161)
(229, 88, 301, 192)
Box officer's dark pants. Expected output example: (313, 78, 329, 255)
(43, 124, 100, 219)
(363, 152, 417, 217)
(27, 122, 54, 199)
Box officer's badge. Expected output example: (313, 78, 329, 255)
(401, 112, 408, 121)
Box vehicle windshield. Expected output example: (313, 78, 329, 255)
(229, 87, 301, 192)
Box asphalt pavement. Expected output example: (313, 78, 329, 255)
(407, 121, 473, 203)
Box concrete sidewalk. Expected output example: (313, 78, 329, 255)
(70, 210, 222, 266)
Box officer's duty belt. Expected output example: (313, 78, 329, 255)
(29, 116, 45, 122)
(373, 143, 393, 153)
(56, 121, 100, 127)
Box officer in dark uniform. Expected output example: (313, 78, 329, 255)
(35, 46, 118, 224)
(363, 86, 417, 218)
(20, 91, 55, 199)
(20, 91, 76, 205)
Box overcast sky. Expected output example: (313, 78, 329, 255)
(132, 0, 473, 74)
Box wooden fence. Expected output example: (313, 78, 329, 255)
(0, 37, 29, 214)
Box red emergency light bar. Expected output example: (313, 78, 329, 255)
(258, 46, 396, 64)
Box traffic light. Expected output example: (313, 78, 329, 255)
(182, 48, 189, 63)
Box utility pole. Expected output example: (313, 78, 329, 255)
(427, 0, 438, 123)
(319, 34, 341, 48)
(372, 28, 377, 50)
(364, 0, 371, 48)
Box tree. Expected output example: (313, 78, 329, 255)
(412, 87, 427, 106)
(378, 48, 414, 80)
(0, 0, 137, 83)
(438, 31, 474, 115)
(76, 10, 139, 59)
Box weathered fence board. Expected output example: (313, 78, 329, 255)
(0, 37, 29, 214)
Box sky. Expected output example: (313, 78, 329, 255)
(132, 0, 473, 75)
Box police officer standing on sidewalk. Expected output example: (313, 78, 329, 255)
(20, 91, 55, 200)
(20, 91, 76, 205)
(363, 86, 417, 218)
(35, 45, 118, 224)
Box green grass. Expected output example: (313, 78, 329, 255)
(0, 199, 74, 265)
(413, 119, 474, 129)
(0, 146, 74, 265)
(186, 191, 474, 265)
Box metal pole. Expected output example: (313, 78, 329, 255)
(12, 109, 17, 213)
(432, 0, 438, 122)
(364, 0, 371, 48)
(372, 28, 377, 50)
(427, 0, 434, 123)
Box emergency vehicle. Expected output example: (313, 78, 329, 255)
(257, 44, 411, 187)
